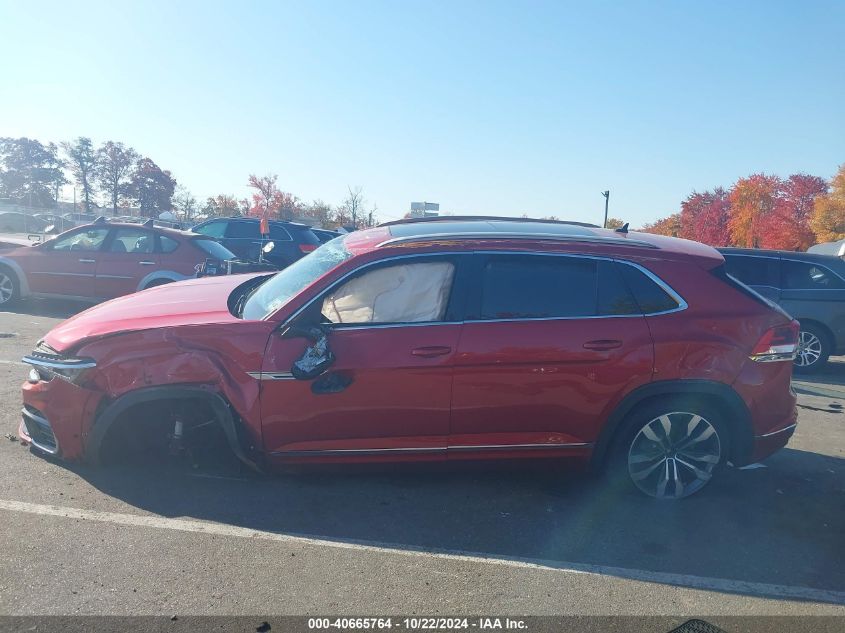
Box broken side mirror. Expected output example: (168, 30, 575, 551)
(286, 323, 336, 380)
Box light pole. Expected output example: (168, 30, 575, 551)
(601, 190, 610, 228)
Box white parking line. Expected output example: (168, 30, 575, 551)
(0, 359, 24, 366)
(1, 498, 843, 605)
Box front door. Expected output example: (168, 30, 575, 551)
(260, 255, 467, 461)
(26, 227, 110, 297)
(449, 253, 654, 458)
(95, 227, 160, 298)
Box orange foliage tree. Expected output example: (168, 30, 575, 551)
(758, 174, 828, 250)
(810, 165, 845, 243)
(640, 213, 681, 237)
(728, 174, 782, 247)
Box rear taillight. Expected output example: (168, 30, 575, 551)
(750, 321, 800, 362)
(299, 244, 317, 254)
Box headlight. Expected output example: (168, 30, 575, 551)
(22, 345, 96, 385)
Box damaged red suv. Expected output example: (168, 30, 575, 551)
(20, 218, 799, 498)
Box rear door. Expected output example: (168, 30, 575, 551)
(779, 257, 845, 345)
(25, 227, 109, 297)
(225, 220, 263, 261)
(722, 254, 781, 302)
(95, 227, 160, 298)
(449, 253, 654, 458)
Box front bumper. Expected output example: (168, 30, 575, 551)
(20, 377, 102, 461)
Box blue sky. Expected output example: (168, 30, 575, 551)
(1, 0, 843, 226)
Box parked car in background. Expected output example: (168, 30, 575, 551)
(62, 212, 99, 224)
(719, 247, 845, 372)
(0, 220, 240, 306)
(33, 213, 76, 234)
(192, 217, 320, 268)
(0, 212, 48, 234)
(19, 218, 799, 500)
(312, 228, 342, 243)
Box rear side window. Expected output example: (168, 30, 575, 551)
(480, 256, 597, 319)
(782, 260, 845, 289)
(723, 255, 778, 287)
(268, 224, 292, 241)
(290, 226, 321, 245)
(194, 220, 226, 239)
(226, 221, 260, 239)
(193, 239, 236, 260)
(159, 235, 180, 253)
(616, 263, 680, 314)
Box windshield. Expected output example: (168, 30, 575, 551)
(241, 236, 354, 320)
(193, 238, 236, 260)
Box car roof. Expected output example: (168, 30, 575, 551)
(209, 216, 313, 229)
(73, 220, 197, 240)
(341, 217, 724, 266)
(718, 247, 845, 264)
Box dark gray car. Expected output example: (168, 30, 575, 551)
(719, 247, 845, 372)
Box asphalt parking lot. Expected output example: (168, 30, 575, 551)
(0, 298, 843, 618)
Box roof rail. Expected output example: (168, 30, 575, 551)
(377, 231, 658, 249)
(93, 216, 108, 225)
(379, 215, 600, 228)
(143, 218, 155, 227)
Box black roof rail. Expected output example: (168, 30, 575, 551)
(378, 215, 600, 228)
(93, 216, 108, 225)
(143, 218, 155, 227)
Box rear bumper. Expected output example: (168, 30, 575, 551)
(750, 420, 797, 463)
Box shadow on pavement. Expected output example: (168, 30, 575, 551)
(58, 446, 845, 602)
(2, 298, 88, 319)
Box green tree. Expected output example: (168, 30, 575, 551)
(129, 158, 176, 217)
(62, 137, 98, 212)
(96, 141, 139, 215)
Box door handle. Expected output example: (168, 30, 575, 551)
(583, 339, 623, 351)
(411, 346, 452, 358)
(139, 261, 156, 265)
(78, 259, 96, 264)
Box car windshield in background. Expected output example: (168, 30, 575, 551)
(241, 236, 353, 320)
(194, 238, 236, 260)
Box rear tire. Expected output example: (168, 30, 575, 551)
(610, 398, 727, 500)
(793, 323, 830, 373)
(0, 266, 20, 307)
(143, 279, 172, 290)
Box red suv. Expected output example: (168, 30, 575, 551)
(19, 218, 799, 499)
(0, 219, 237, 306)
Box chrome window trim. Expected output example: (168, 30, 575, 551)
(247, 371, 296, 381)
(378, 232, 658, 250)
(277, 250, 687, 329)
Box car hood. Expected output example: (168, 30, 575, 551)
(44, 274, 265, 352)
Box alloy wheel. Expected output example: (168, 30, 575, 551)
(795, 330, 823, 368)
(0, 272, 13, 305)
(627, 411, 721, 499)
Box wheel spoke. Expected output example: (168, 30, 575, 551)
(675, 456, 713, 481)
(631, 456, 667, 481)
(672, 459, 684, 499)
(655, 460, 670, 498)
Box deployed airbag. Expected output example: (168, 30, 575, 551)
(322, 262, 455, 324)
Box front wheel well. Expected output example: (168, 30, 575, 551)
(87, 386, 260, 471)
(591, 382, 754, 470)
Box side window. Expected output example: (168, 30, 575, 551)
(322, 261, 456, 324)
(723, 255, 776, 287)
(159, 235, 180, 253)
(782, 260, 845, 289)
(194, 221, 226, 239)
(226, 221, 260, 239)
(480, 256, 597, 319)
(51, 228, 109, 252)
(109, 228, 155, 253)
(269, 224, 293, 241)
(598, 261, 640, 315)
(616, 263, 680, 314)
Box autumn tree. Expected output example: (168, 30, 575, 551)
(758, 174, 828, 251)
(728, 174, 782, 247)
(0, 137, 66, 208)
(640, 213, 681, 237)
(129, 158, 176, 217)
(302, 199, 335, 227)
(96, 141, 139, 215)
(605, 217, 624, 230)
(62, 137, 98, 212)
(678, 188, 732, 246)
(811, 164, 845, 243)
(202, 194, 243, 217)
(247, 174, 283, 218)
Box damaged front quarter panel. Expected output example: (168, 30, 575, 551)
(71, 320, 276, 465)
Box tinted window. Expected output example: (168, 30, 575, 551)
(617, 263, 680, 314)
(51, 228, 109, 252)
(268, 224, 292, 241)
(194, 221, 226, 239)
(159, 235, 180, 253)
(480, 256, 597, 319)
(599, 261, 639, 315)
(289, 226, 321, 244)
(782, 260, 845, 289)
(226, 221, 260, 239)
(194, 239, 236, 260)
(110, 228, 155, 253)
(723, 255, 776, 287)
